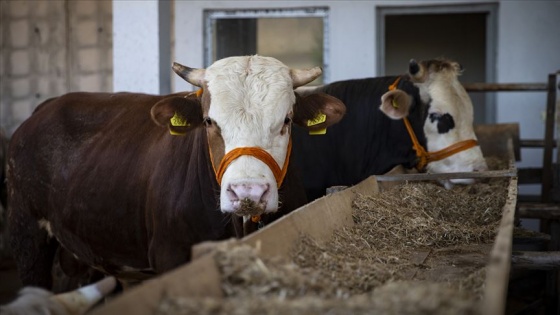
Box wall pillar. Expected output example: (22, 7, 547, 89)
(112, 0, 170, 94)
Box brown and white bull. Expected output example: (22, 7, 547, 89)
(293, 58, 488, 200)
(7, 55, 346, 290)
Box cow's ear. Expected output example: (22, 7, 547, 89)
(151, 96, 203, 136)
(293, 93, 346, 132)
(380, 89, 412, 119)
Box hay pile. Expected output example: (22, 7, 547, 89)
(155, 157, 510, 315)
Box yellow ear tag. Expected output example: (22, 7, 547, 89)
(169, 112, 190, 136)
(170, 112, 189, 127)
(307, 113, 327, 135)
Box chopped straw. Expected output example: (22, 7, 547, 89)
(154, 157, 509, 315)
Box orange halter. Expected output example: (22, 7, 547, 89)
(192, 88, 292, 188)
(214, 138, 292, 188)
(388, 77, 479, 171)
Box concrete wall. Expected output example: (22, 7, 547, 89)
(112, 0, 171, 94)
(0, 0, 112, 135)
(496, 1, 560, 188)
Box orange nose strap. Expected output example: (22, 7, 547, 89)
(214, 138, 292, 188)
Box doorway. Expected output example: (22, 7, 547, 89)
(378, 4, 498, 124)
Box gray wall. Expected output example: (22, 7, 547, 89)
(0, 0, 113, 135)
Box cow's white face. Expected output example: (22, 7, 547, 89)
(205, 56, 294, 214)
(162, 55, 346, 216)
(411, 59, 488, 186)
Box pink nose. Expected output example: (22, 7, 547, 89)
(227, 183, 270, 205)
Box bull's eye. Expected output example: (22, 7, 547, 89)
(284, 117, 292, 125)
(203, 117, 212, 126)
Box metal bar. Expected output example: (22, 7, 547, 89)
(375, 169, 516, 182)
(541, 74, 557, 202)
(463, 83, 548, 92)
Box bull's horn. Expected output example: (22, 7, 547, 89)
(51, 276, 117, 314)
(290, 67, 322, 88)
(172, 62, 206, 87)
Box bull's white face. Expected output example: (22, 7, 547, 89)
(205, 56, 294, 214)
(411, 60, 488, 187)
(168, 55, 328, 216)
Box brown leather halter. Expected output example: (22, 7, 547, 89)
(388, 77, 479, 171)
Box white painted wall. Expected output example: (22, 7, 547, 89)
(173, 0, 379, 92)
(496, 1, 560, 173)
(113, 0, 170, 94)
(173, 0, 505, 90)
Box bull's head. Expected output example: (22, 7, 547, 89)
(151, 56, 345, 216)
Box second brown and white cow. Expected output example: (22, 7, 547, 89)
(7, 55, 346, 290)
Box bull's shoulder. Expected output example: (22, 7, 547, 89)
(31, 92, 195, 120)
(13, 92, 192, 144)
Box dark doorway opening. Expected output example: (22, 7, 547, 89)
(384, 13, 490, 124)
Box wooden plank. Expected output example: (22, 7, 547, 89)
(90, 253, 223, 315)
(517, 203, 560, 219)
(240, 176, 380, 259)
(475, 123, 520, 161)
(375, 169, 516, 182)
(520, 139, 557, 148)
(481, 175, 518, 315)
(463, 82, 548, 92)
(511, 251, 560, 270)
(541, 74, 557, 202)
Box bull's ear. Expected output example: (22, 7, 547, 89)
(380, 89, 412, 119)
(151, 96, 203, 136)
(293, 93, 346, 133)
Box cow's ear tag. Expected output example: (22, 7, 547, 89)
(307, 113, 327, 135)
(170, 112, 189, 127)
(169, 112, 189, 136)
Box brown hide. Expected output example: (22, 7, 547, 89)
(7, 91, 308, 290)
(0, 128, 7, 210)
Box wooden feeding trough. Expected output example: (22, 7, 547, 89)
(91, 124, 518, 315)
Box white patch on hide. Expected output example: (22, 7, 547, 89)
(37, 218, 53, 238)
